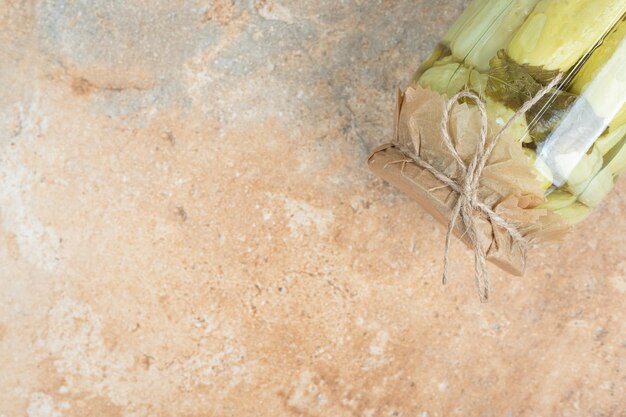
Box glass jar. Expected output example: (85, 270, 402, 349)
(369, 0, 626, 275)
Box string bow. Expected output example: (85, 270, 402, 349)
(396, 76, 562, 302)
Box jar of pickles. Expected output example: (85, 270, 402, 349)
(369, 1, 626, 281)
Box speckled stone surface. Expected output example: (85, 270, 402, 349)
(1, 1, 625, 416)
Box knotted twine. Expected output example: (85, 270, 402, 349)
(393, 75, 563, 302)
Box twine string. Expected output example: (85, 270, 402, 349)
(394, 75, 563, 302)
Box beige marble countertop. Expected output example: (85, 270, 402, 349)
(1, 1, 624, 416)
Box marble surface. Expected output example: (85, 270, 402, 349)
(1, 1, 625, 416)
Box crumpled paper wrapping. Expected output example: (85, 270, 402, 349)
(369, 86, 566, 276)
